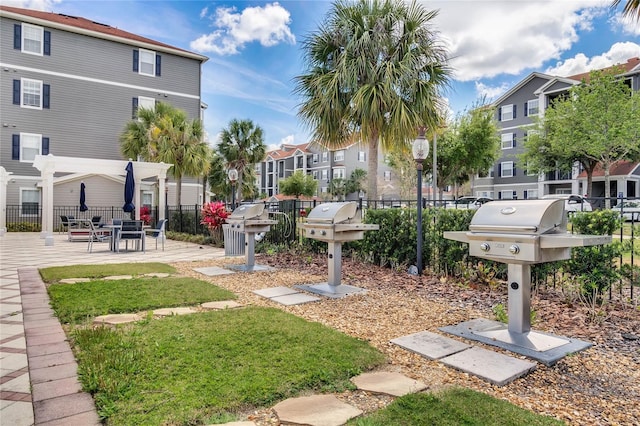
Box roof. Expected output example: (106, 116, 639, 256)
(492, 72, 555, 106)
(577, 160, 640, 178)
(0, 5, 207, 62)
(266, 143, 312, 160)
(567, 57, 640, 83)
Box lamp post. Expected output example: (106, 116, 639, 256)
(228, 168, 238, 210)
(412, 128, 429, 275)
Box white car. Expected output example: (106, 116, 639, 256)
(611, 201, 640, 222)
(444, 196, 493, 210)
(541, 194, 592, 213)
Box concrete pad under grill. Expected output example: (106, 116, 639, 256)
(295, 283, 367, 299)
(270, 293, 321, 305)
(225, 264, 275, 272)
(193, 266, 235, 276)
(351, 371, 427, 396)
(390, 331, 471, 360)
(273, 394, 362, 426)
(253, 286, 299, 298)
(440, 347, 536, 386)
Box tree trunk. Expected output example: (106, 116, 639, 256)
(236, 166, 244, 204)
(367, 133, 379, 201)
(604, 164, 611, 209)
(176, 175, 182, 207)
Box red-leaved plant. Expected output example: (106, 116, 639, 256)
(140, 206, 151, 225)
(201, 201, 230, 231)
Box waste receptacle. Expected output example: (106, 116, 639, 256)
(223, 224, 245, 256)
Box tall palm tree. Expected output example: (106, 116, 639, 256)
(217, 119, 267, 203)
(294, 0, 451, 200)
(154, 108, 211, 206)
(612, 0, 640, 20)
(120, 102, 174, 161)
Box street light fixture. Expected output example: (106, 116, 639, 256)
(412, 128, 429, 275)
(228, 168, 238, 210)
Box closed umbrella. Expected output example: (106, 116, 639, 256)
(79, 182, 88, 212)
(123, 161, 135, 213)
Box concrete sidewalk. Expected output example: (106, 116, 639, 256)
(0, 232, 225, 425)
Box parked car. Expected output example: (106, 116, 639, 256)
(611, 201, 640, 221)
(444, 196, 493, 210)
(541, 194, 593, 213)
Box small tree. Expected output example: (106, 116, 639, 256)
(279, 171, 317, 198)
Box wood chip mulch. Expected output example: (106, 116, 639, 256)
(174, 252, 639, 426)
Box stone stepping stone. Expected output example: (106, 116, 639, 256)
(153, 307, 198, 317)
(142, 273, 171, 278)
(94, 313, 143, 325)
(201, 301, 242, 310)
(217, 422, 255, 426)
(194, 266, 235, 276)
(59, 278, 91, 284)
(103, 275, 133, 280)
(273, 394, 362, 426)
(440, 346, 537, 386)
(351, 371, 427, 397)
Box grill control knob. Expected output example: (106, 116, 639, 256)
(310, 230, 315, 235)
(509, 245, 520, 254)
(480, 243, 490, 252)
(321, 230, 327, 236)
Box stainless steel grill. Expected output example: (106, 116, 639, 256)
(443, 199, 611, 361)
(226, 204, 276, 272)
(297, 202, 379, 298)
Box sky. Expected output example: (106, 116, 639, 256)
(7, 0, 640, 151)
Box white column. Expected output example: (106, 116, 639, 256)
(0, 167, 11, 236)
(42, 169, 54, 246)
(158, 170, 167, 221)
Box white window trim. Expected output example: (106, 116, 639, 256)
(138, 96, 155, 111)
(20, 78, 43, 110)
(500, 190, 516, 200)
(384, 171, 392, 181)
(358, 151, 366, 162)
(334, 150, 345, 162)
(527, 99, 539, 116)
(501, 133, 513, 149)
(333, 167, 346, 179)
(312, 154, 319, 164)
(321, 169, 328, 180)
(322, 152, 329, 162)
(501, 161, 514, 178)
(138, 48, 156, 77)
(20, 187, 40, 217)
(21, 23, 43, 56)
(501, 104, 514, 121)
(142, 191, 154, 208)
(20, 133, 42, 163)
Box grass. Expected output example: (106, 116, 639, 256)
(48, 277, 236, 323)
(40, 263, 176, 282)
(71, 307, 385, 425)
(348, 388, 563, 425)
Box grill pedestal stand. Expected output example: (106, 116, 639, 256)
(226, 231, 274, 272)
(295, 242, 367, 298)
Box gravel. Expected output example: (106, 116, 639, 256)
(174, 252, 639, 426)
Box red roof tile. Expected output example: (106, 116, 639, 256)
(567, 57, 640, 82)
(0, 5, 204, 59)
(577, 160, 639, 178)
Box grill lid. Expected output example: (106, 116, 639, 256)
(229, 204, 267, 220)
(306, 202, 360, 224)
(469, 199, 566, 235)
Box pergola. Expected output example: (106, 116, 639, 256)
(32, 154, 172, 246)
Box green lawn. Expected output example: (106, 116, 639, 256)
(40, 262, 176, 282)
(349, 389, 563, 425)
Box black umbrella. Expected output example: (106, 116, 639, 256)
(123, 161, 135, 213)
(79, 182, 88, 212)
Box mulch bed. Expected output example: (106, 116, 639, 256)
(177, 252, 639, 425)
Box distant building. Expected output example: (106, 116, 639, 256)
(477, 57, 640, 201)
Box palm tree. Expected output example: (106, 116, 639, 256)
(120, 102, 174, 161)
(217, 119, 267, 203)
(612, 0, 640, 20)
(294, 0, 451, 200)
(154, 109, 211, 206)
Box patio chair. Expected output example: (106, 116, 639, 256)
(59, 215, 70, 234)
(118, 220, 145, 253)
(91, 215, 102, 227)
(145, 219, 167, 251)
(87, 220, 112, 253)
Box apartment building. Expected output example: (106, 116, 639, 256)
(256, 142, 399, 200)
(0, 5, 208, 218)
(476, 57, 640, 201)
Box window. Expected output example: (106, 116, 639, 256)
(384, 171, 391, 182)
(525, 99, 539, 116)
(133, 49, 161, 76)
(321, 186, 328, 193)
(333, 168, 346, 179)
(524, 189, 538, 199)
(13, 79, 49, 109)
(132, 96, 155, 119)
(334, 150, 345, 162)
(13, 133, 49, 162)
(321, 169, 328, 181)
(500, 104, 514, 121)
(312, 154, 319, 164)
(142, 191, 153, 209)
(500, 190, 517, 200)
(17, 23, 51, 56)
(322, 152, 329, 162)
(20, 188, 40, 216)
(500, 161, 514, 178)
(501, 133, 515, 149)
(358, 151, 366, 162)
(312, 171, 319, 179)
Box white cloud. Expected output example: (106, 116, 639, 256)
(190, 2, 295, 55)
(545, 42, 640, 76)
(199, 6, 208, 20)
(475, 81, 511, 102)
(424, 0, 610, 81)
(2, 0, 60, 10)
(280, 135, 295, 145)
(611, 12, 640, 36)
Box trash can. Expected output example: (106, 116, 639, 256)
(223, 224, 245, 256)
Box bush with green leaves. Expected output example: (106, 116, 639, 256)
(8, 222, 41, 232)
